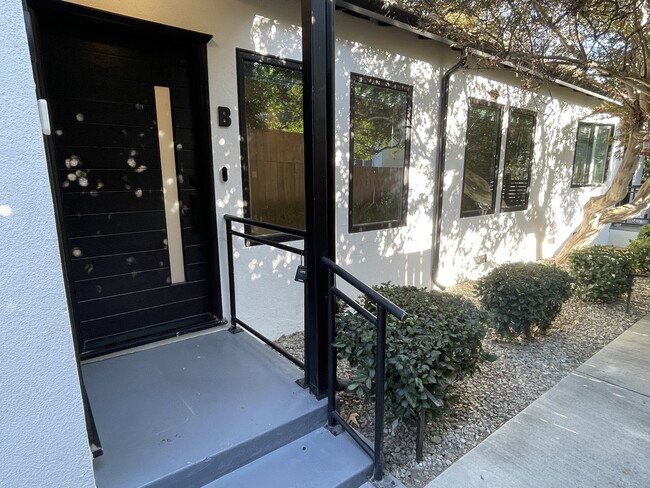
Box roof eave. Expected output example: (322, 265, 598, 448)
(335, 0, 617, 103)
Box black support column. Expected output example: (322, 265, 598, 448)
(302, 0, 336, 396)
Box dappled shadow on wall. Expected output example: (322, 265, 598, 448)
(334, 35, 440, 288)
(439, 76, 590, 284)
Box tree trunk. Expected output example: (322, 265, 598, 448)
(554, 130, 643, 264)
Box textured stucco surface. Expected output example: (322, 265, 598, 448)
(61, 1, 612, 330)
(66, 0, 611, 334)
(0, 2, 95, 486)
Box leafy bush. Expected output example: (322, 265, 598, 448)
(637, 223, 650, 240)
(569, 246, 633, 302)
(474, 262, 572, 339)
(334, 284, 486, 424)
(628, 236, 650, 274)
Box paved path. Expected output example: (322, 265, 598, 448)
(426, 316, 650, 488)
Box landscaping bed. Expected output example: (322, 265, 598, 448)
(276, 277, 650, 487)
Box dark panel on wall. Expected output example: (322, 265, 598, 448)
(35, 6, 220, 357)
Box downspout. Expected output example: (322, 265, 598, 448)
(431, 48, 467, 290)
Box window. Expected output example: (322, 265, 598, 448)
(461, 100, 538, 216)
(571, 123, 614, 186)
(236, 50, 304, 234)
(349, 74, 412, 232)
(501, 109, 536, 211)
(461, 99, 502, 217)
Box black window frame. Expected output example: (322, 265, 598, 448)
(570, 122, 615, 187)
(460, 98, 503, 218)
(348, 73, 413, 233)
(235, 48, 304, 243)
(500, 107, 537, 213)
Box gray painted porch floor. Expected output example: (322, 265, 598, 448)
(82, 329, 373, 487)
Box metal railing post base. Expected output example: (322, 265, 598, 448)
(369, 476, 398, 488)
(326, 423, 344, 436)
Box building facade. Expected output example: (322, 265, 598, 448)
(0, 0, 619, 486)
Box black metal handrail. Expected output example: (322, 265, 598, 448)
(226, 214, 307, 238)
(224, 214, 306, 371)
(321, 256, 407, 482)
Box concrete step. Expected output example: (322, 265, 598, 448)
(203, 427, 373, 488)
(84, 330, 329, 488)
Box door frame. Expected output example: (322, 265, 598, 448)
(24, 0, 224, 359)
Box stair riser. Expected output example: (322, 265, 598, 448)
(142, 406, 328, 488)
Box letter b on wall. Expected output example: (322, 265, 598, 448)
(218, 106, 231, 127)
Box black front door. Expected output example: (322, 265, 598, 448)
(32, 3, 222, 357)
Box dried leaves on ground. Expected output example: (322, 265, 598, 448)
(276, 278, 650, 487)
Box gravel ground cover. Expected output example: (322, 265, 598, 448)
(276, 278, 650, 487)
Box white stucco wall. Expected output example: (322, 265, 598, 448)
(439, 64, 616, 285)
(61, 0, 614, 333)
(0, 2, 95, 486)
(64, 0, 444, 331)
(1, 0, 620, 484)
(64, 0, 306, 339)
(333, 14, 442, 294)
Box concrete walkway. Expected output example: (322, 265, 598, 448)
(426, 315, 650, 488)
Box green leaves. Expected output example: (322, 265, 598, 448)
(628, 237, 650, 275)
(475, 262, 573, 338)
(569, 246, 632, 302)
(638, 224, 650, 241)
(335, 284, 486, 425)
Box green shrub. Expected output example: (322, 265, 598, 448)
(637, 223, 650, 240)
(628, 237, 650, 274)
(568, 246, 633, 302)
(334, 284, 486, 424)
(474, 262, 572, 339)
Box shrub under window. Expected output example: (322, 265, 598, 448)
(628, 238, 650, 275)
(475, 262, 572, 339)
(638, 223, 650, 240)
(335, 284, 486, 423)
(627, 226, 650, 275)
(349, 74, 412, 232)
(569, 246, 632, 302)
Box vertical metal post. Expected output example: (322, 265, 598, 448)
(626, 273, 634, 314)
(374, 305, 387, 481)
(416, 406, 425, 462)
(79, 373, 102, 457)
(303, 279, 310, 387)
(301, 0, 336, 396)
(327, 269, 336, 427)
(325, 0, 336, 245)
(226, 219, 237, 329)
